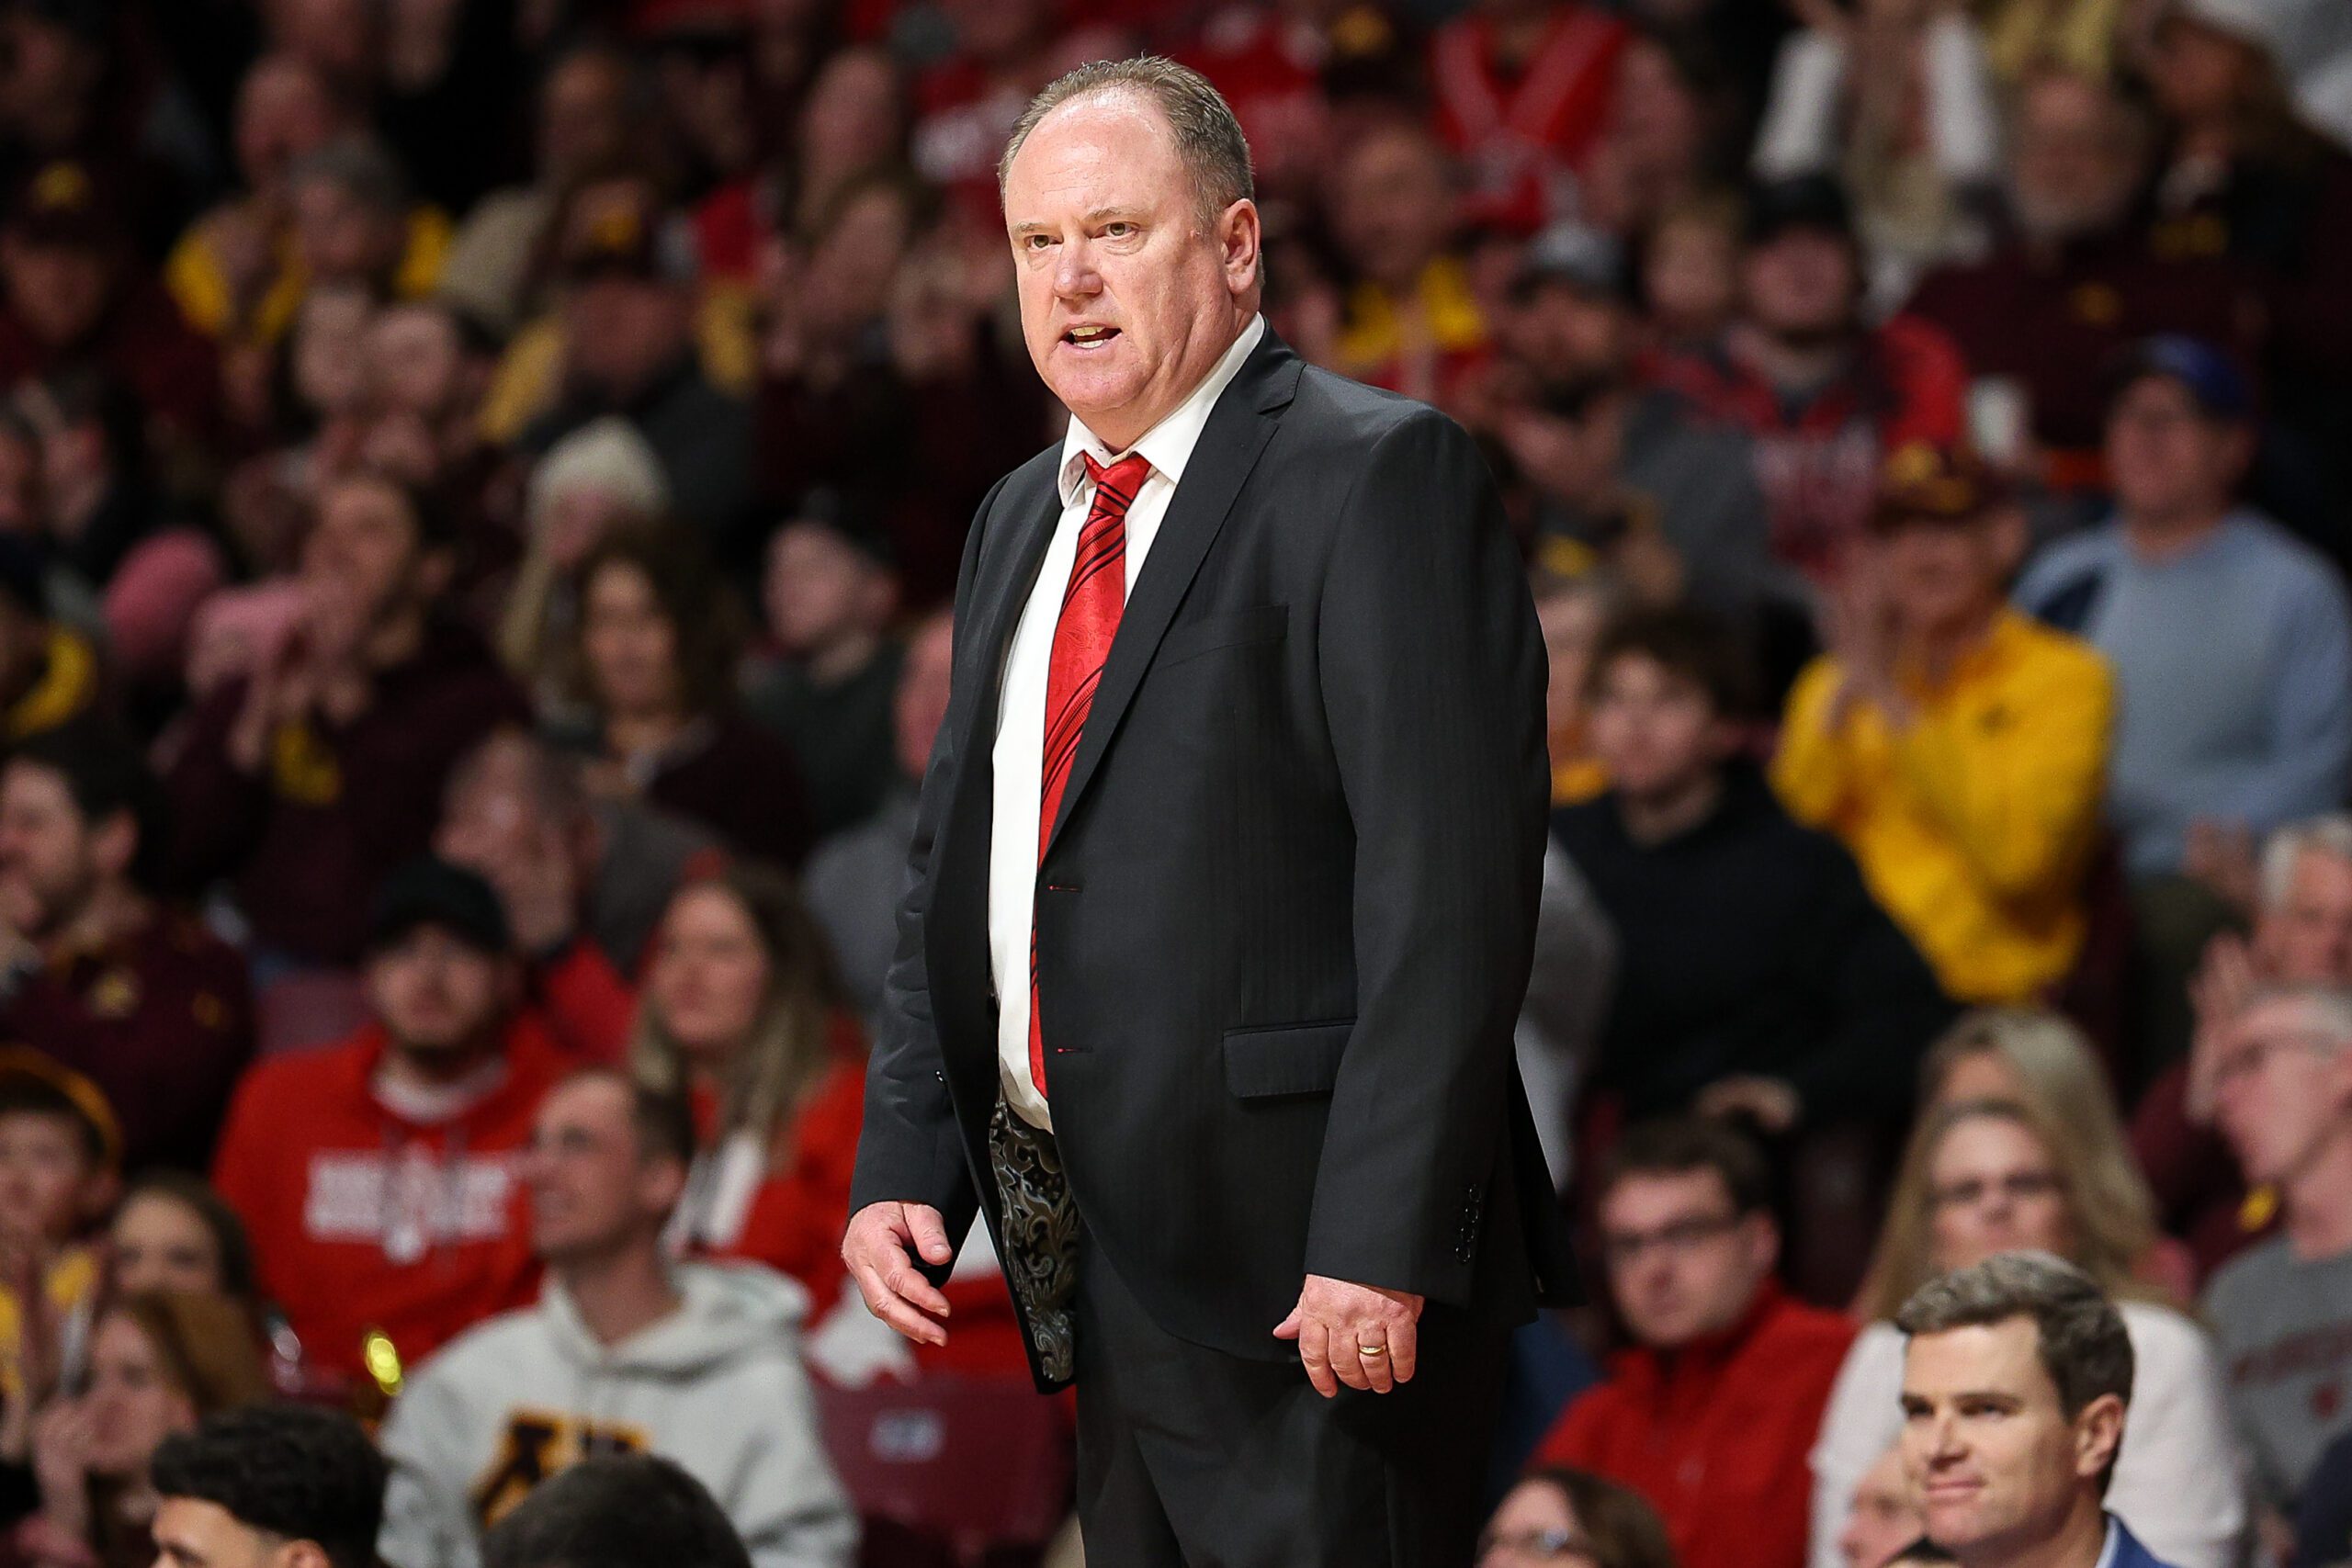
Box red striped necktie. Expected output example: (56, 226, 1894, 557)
(1029, 451, 1150, 1097)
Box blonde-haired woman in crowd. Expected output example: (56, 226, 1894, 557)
(1807, 1010, 2247, 1568)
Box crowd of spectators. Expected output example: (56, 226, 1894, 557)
(0, 0, 2339, 1563)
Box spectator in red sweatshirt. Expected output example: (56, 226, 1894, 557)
(166, 470, 532, 967)
(210, 858, 570, 1387)
(1534, 1117, 1856, 1568)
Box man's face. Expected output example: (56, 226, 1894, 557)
(2105, 377, 2245, 524)
(2257, 848, 2352, 984)
(2209, 997, 2352, 1190)
(1875, 513, 2016, 641)
(1597, 1168, 1775, 1348)
(1330, 126, 1455, 294)
(2011, 74, 2143, 243)
(233, 57, 340, 194)
(1742, 228, 1856, 344)
(151, 1495, 292, 1568)
(300, 477, 427, 655)
(365, 926, 511, 1058)
(764, 523, 887, 658)
(1587, 653, 1726, 802)
(521, 1076, 669, 1263)
(539, 54, 630, 185)
(563, 273, 689, 399)
(368, 305, 464, 421)
(1508, 282, 1628, 386)
(1004, 91, 1258, 452)
(0, 236, 111, 347)
(0, 761, 102, 939)
(290, 178, 401, 288)
(1901, 1318, 2120, 1561)
(0, 1111, 97, 1248)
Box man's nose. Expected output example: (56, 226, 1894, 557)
(1053, 234, 1101, 299)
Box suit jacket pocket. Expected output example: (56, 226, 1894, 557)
(1222, 1019, 1353, 1099)
(1157, 604, 1288, 670)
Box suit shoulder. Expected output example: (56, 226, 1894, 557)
(1287, 367, 1469, 456)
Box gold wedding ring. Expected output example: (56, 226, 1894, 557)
(1357, 1344, 1386, 1357)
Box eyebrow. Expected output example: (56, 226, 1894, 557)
(1009, 206, 1148, 237)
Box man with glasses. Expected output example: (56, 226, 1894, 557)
(2201, 984, 2352, 1529)
(1531, 1118, 1854, 1568)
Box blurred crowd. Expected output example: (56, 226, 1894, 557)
(0, 0, 2339, 1564)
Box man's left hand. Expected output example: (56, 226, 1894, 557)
(1273, 1275, 1424, 1397)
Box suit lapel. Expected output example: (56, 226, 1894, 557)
(1045, 332, 1304, 855)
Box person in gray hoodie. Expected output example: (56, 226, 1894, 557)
(376, 1069, 857, 1568)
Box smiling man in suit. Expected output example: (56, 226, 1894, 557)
(841, 56, 1573, 1565)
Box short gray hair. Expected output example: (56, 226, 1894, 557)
(2231, 980, 2352, 1049)
(1897, 1252, 2133, 1419)
(2260, 813, 2352, 912)
(998, 56, 1254, 228)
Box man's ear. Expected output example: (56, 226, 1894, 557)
(2071, 1392, 2126, 1483)
(273, 1539, 334, 1568)
(1219, 197, 1262, 299)
(642, 1153, 690, 1218)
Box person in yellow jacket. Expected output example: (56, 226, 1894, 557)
(1775, 444, 2115, 1003)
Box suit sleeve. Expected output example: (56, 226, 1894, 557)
(844, 479, 1005, 1239)
(1305, 409, 1551, 1303)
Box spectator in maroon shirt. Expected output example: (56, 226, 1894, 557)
(2145, 0, 2352, 513)
(559, 526, 810, 873)
(0, 724, 251, 1174)
(165, 469, 532, 967)
(0, 159, 223, 466)
(1907, 68, 2257, 494)
(1649, 175, 1968, 586)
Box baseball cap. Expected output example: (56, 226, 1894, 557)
(367, 858, 513, 956)
(1744, 175, 1855, 246)
(560, 197, 692, 286)
(1871, 443, 2005, 530)
(1512, 221, 1629, 301)
(2106, 334, 2256, 422)
(0, 1047, 121, 1169)
(6, 160, 125, 251)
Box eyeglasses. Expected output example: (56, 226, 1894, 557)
(1928, 1171, 2062, 1211)
(1600, 1213, 1740, 1267)
(2210, 1030, 2336, 1090)
(1477, 1527, 1601, 1562)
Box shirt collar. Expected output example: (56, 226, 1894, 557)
(2092, 1517, 2120, 1568)
(1058, 313, 1266, 506)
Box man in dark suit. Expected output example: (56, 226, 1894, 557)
(842, 56, 1573, 1564)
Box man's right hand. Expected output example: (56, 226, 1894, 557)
(842, 1201, 956, 1348)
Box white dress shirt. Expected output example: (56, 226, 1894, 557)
(987, 313, 1266, 1131)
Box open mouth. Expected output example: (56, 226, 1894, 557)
(1064, 324, 1120, 348)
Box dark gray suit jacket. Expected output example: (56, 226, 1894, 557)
(848, 327, 1576, 1390)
